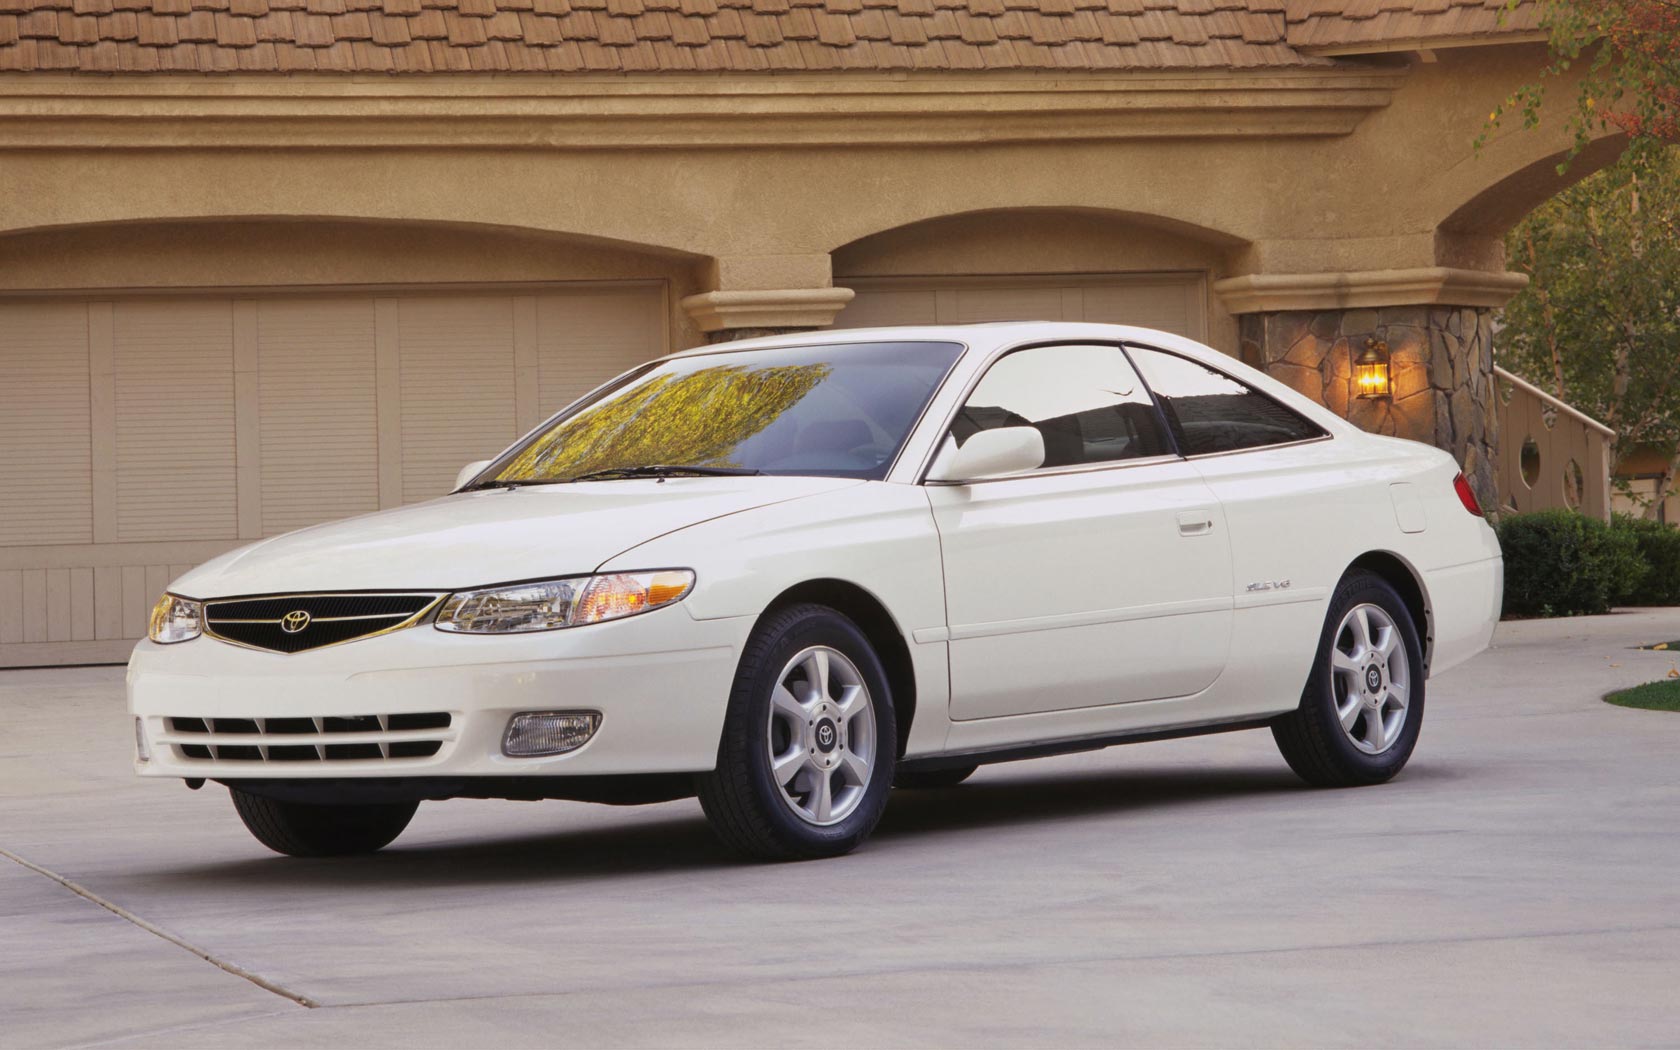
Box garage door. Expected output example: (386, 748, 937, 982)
(834, 274, 1207, 340)
(0, 284, 666, 668)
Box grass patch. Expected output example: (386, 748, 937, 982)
(1638, 640, 1680, 651)
(1606, 678, 1680, 712)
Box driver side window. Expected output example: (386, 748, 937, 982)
(953, 345, 1170, 469)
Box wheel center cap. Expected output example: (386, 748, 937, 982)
(1365, 665, 1383, 694)
(814, 718, 838, 753)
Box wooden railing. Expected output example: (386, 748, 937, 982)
(1494, 365, 1614, 521)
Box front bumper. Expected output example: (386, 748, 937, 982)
(128, 606, 750, 780)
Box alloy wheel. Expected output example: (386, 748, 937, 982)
(765, 645, 877, 826)
(1328, 603, 1411, 755)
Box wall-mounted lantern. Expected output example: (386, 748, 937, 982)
(1354, 338, 1392, 400)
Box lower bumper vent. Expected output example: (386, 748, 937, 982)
(165, 712, 454, 763)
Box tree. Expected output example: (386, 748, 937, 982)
(1499, 147, 1680, 515)
(1491, 0, 1680, 157)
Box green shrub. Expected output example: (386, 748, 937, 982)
(1612, 513, 1680, 606)
(1497, 509, 1646, 617)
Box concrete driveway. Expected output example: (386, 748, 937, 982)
(4, 611, 1680, 1049)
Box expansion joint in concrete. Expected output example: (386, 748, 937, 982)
(0, 845, 318, 1010)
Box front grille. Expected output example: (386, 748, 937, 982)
(203, 592, 445, 654)
(165, 712, 455, 763)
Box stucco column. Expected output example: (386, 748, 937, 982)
(1214, 268, 1530, 511)
(681, 254, 854, 343)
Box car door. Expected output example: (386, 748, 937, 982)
(925, 343, 1234, 721)
(1124, 344, 1347, 698)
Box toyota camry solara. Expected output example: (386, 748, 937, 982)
(130, 322, 1502, 861)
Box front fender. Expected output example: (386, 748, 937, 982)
(598, 482, 953, 756)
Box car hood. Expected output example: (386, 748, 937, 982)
(173, 476, 864, 598)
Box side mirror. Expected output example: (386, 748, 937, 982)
(925, 427, 1045, 483)
(454, 459, 494, 491)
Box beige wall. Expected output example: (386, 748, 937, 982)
(0, 220, 708, 350)
(0, 48, 1619, 312)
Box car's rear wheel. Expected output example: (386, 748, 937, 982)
(894, 764, 979, 790)
(698, 603, 896, 861)
(230, 787, 418, 857)
(1272, 570, 1425, 787)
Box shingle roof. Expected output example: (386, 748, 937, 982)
(0, 0, 1317, 72)
(0, 0, 1542, 74)
(1286, 0, 1542, 51)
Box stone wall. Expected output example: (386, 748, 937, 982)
(1238, 305, 1498, 509)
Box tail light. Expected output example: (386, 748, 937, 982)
(1452, 472, 1484, 516)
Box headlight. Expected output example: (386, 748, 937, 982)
(148, 594, 203, 644)
(435, 570, 695, 634)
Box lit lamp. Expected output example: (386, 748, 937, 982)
(1354, 338, 1392, 400)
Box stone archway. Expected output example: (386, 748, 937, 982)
(1223, 129, 1634, 513)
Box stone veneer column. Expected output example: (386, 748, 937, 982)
(1237, 305, 1499, 509)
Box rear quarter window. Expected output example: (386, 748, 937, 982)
(1127, 346, 1327, 456)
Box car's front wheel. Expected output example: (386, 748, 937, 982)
(230, 787, 418, 857)
(1272, 570, 1425, 787)
(698, 604, 896, 861)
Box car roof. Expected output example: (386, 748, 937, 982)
(664, 321, 1359, 441)
(667, 321, 1219, 362)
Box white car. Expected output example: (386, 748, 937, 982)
(130, 323, 1502, 861)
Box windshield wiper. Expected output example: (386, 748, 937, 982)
(466, 477, 574, 491)
(568, 465, 765, 482)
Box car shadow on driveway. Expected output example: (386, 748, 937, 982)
(874, 765, 1309, 840)
(128, 763, 1392, 889)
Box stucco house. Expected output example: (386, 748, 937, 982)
(1615, 447, 1680, 523)
(0, 0, 1626, 666)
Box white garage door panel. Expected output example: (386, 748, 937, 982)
(536, 286, 665, 412)
(1081, 279, 1203, 336)
(257, 298, 380, 535)
(0, 302, 93, 548)
(829, 288, 938, 330)
(948, 286, 1070, 324)
(113, 301, 239, 542)
(398, 297, 520, 506)
(0, 282, 666, 667)
(837, 275, 1205, 340)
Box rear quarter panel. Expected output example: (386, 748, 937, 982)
(1190, 432, 1499, 721)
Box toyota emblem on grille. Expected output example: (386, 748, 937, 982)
(280, 610, 312, 634)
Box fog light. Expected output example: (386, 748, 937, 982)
(503, 711, 601, 757)
(134, 717, 150, 763)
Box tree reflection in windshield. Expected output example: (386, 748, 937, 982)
(499, 364, 828, 481)
(490, 341, 964, 483)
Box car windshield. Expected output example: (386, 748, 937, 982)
(485, 340, 965, 484)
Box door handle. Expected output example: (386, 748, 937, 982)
(1177, 512, 1215, 536)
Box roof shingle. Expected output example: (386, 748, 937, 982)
(0, 0, 1545, 72)
(1285, 0, 1541, 50)
(0, 0, 1326, 69)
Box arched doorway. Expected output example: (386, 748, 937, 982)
(0, 218, 700, 667)
(1435, 137, 1636, 520)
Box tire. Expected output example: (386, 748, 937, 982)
(230, 786, 418, 858)
(894, 764, 978, 790)
(1273, 569, 1425, 788)
(698, 603, 897, 861)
